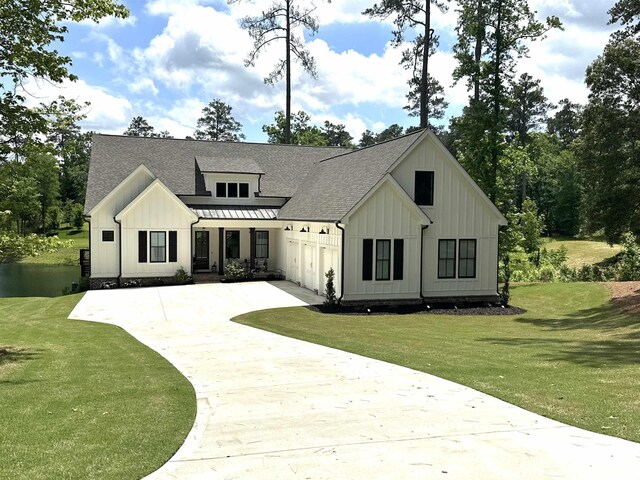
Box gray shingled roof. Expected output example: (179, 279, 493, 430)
(86, 135, 347, 213)
(278, 130, 425, 222)
(196, 156, 265, 175)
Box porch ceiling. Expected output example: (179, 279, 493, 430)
(191, 206, 280, 220)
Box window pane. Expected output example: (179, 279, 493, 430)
(438, 239, 456, 278)
(150, 232, 166, 263)
(216, 182, 226, 197)
(226, 231, 240, 259)
(228, 183, 238, 197)
(239, 183, 249, 198)
(256, 231, 269, 258)
(458, 240, 476, 278)
(102, 230, 114, 242)
(375, 240, 391, 280)
(415, 171, 434, 206)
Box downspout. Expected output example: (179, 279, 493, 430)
(419, 224, 430, 303)
(190, 218, 200, 275)
(84, 215, 92, 280)
(335, 221, 345, 304)
(113, 216, 122, 287)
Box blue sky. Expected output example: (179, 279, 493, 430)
(27, 0, 617, 142)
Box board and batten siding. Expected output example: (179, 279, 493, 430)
(391, 135, 501, 298)
(118, 183, 195, 278)
(343, 181, 423, 302)
(89, 167, 155, 278)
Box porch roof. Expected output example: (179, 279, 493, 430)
(191, 206, 280, 220)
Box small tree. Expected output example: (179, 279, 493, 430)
(194, 99, 245, 142)
(324, 268, 337, 309)
(500, 255, 511, 306)
(71, 202, 85, 230)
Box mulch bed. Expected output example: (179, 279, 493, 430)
(307, 303, 526, 316)
(607, 281, 640, 316)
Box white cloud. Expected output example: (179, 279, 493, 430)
(21, 79, 132, 133)
(129, 78, 159, 96)
(78, 14, 138, 28)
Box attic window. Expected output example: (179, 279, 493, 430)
(415, 171, 434, 206)
(216, 182, 226, 197)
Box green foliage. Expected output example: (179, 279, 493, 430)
(618, 233, 640, 281)
(499, 256, 510, 305)
(123, 116, 171, 138)
(546, 99, 583, 148)
(263, 111, 327, 146)
(71, 203, 85, 230)
(24, 147, 60, 234)
(323, 268, 337, 309)
(194, 99, 245, 142)
(578, 37, 640, 243)
(224, 261, 252, 281)
(0, 0, 128, 159)
(358, 124, 406, 147)
(609, 0, 640, 39)
(322, 121, 354, 147)
(506, 73, 552, 147)
(172, 267, 193, 285)
(0, 233, 71, 263)
(520, 198, 545, 254)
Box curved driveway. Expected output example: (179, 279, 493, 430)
(69, 281, 640, 479)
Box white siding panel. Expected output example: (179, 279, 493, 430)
(391, 135, 501, 298)
(90, 168, 154, 277)
(343, 182, 422, 302)
(120, 185, 194, 277)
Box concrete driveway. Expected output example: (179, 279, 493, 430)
(69, 281, 640, 479)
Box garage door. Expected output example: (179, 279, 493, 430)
(303, 244, 315, 290)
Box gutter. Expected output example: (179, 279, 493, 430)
(335, 222, 345, 304)
(84, 215, 92, 279)
(419, 224, 430, 303)
(114, 216, 122, 287)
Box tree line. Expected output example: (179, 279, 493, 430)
(0, 0, 638, 265)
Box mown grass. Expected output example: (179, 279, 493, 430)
(234, 283, 640, 443)
(0, 294, 196, 479)
(20, 224, 89, 266)
(545, 237, 621, 268)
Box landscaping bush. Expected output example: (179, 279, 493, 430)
(324, 268, 337, 310)
(224, 261, 252, 281)
(618, 233, 640, 281)
(172, 267, 193, 285)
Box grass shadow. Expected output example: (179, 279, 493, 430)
(0, 346, 42, 367)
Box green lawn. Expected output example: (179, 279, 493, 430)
(545, 237, 621, 268)
(234, 283, 640, 443)
(0, 294, 196, 479)
(20, 224, 89, 266)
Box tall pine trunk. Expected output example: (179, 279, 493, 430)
(285, 0, 292, 144)
(490, 0, 503, 203)
(473, 0, 484, 102)
(420, 2, 432, 129)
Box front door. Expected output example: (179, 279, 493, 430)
(195, 231, 209, 271)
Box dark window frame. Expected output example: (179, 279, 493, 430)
(458, 239, 477, 279)
(138, 230, 147, 263)
(150, 231, 167, 263)
(415, 171, 435, 206)
(375, 239, 391, 281)
(168, 231, 177, 263)
(255, 231, 269, 258)
(216, 182, 226, 198)
(225, 230, 240, 259)
(102, 230, 114, 242)
(228, 182, 238, 198)
(438, 239, 456, 279)
(239, 183, 249, 198)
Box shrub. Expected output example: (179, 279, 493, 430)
(71, 203, 85, 230)
(224, 261, 252, 281)
(324, 268, 337, 309)
(618, 233, 640, 281)
(172, 267, 193, 285)
(500, 256, 511, 306)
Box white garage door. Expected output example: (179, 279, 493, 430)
(303, 244, 315, 290)
(286, 241, 299, 283)
(319, 247, 339, 296)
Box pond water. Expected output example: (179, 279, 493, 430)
(0, 264, 80, 298)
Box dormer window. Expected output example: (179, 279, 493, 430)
(215, 182, 250, 198)
(415, 171, 434, 206)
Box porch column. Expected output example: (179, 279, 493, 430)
(249, 227, 256, 270)
(218, 227, 224, 275)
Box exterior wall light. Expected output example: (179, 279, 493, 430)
(319, 227, 328, 235)
(300, 225, 309, 233)
(284, 224, 292, 231)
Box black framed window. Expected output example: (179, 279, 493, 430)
(216, 182, 226, 197)
(226, 230, 240, 259)
(362, 239, 373, 281)
(438, 239, 456, 279)
(459, 239, 477, 278)
(256, 231, 269, 258)
(228, 183, 238, 198)
(239, 183, 249, 198)
(415, 171, 434, 206)
(376, 240, 391, 281)
(102, 230, 114, 242)
(150, 231, 166, 263)
(138, 230, 147, 263)
(393, 239, 404, 280)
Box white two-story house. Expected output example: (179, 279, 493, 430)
(84, 129, 507, 303)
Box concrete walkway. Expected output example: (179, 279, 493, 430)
(69, 281, 640, 479)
